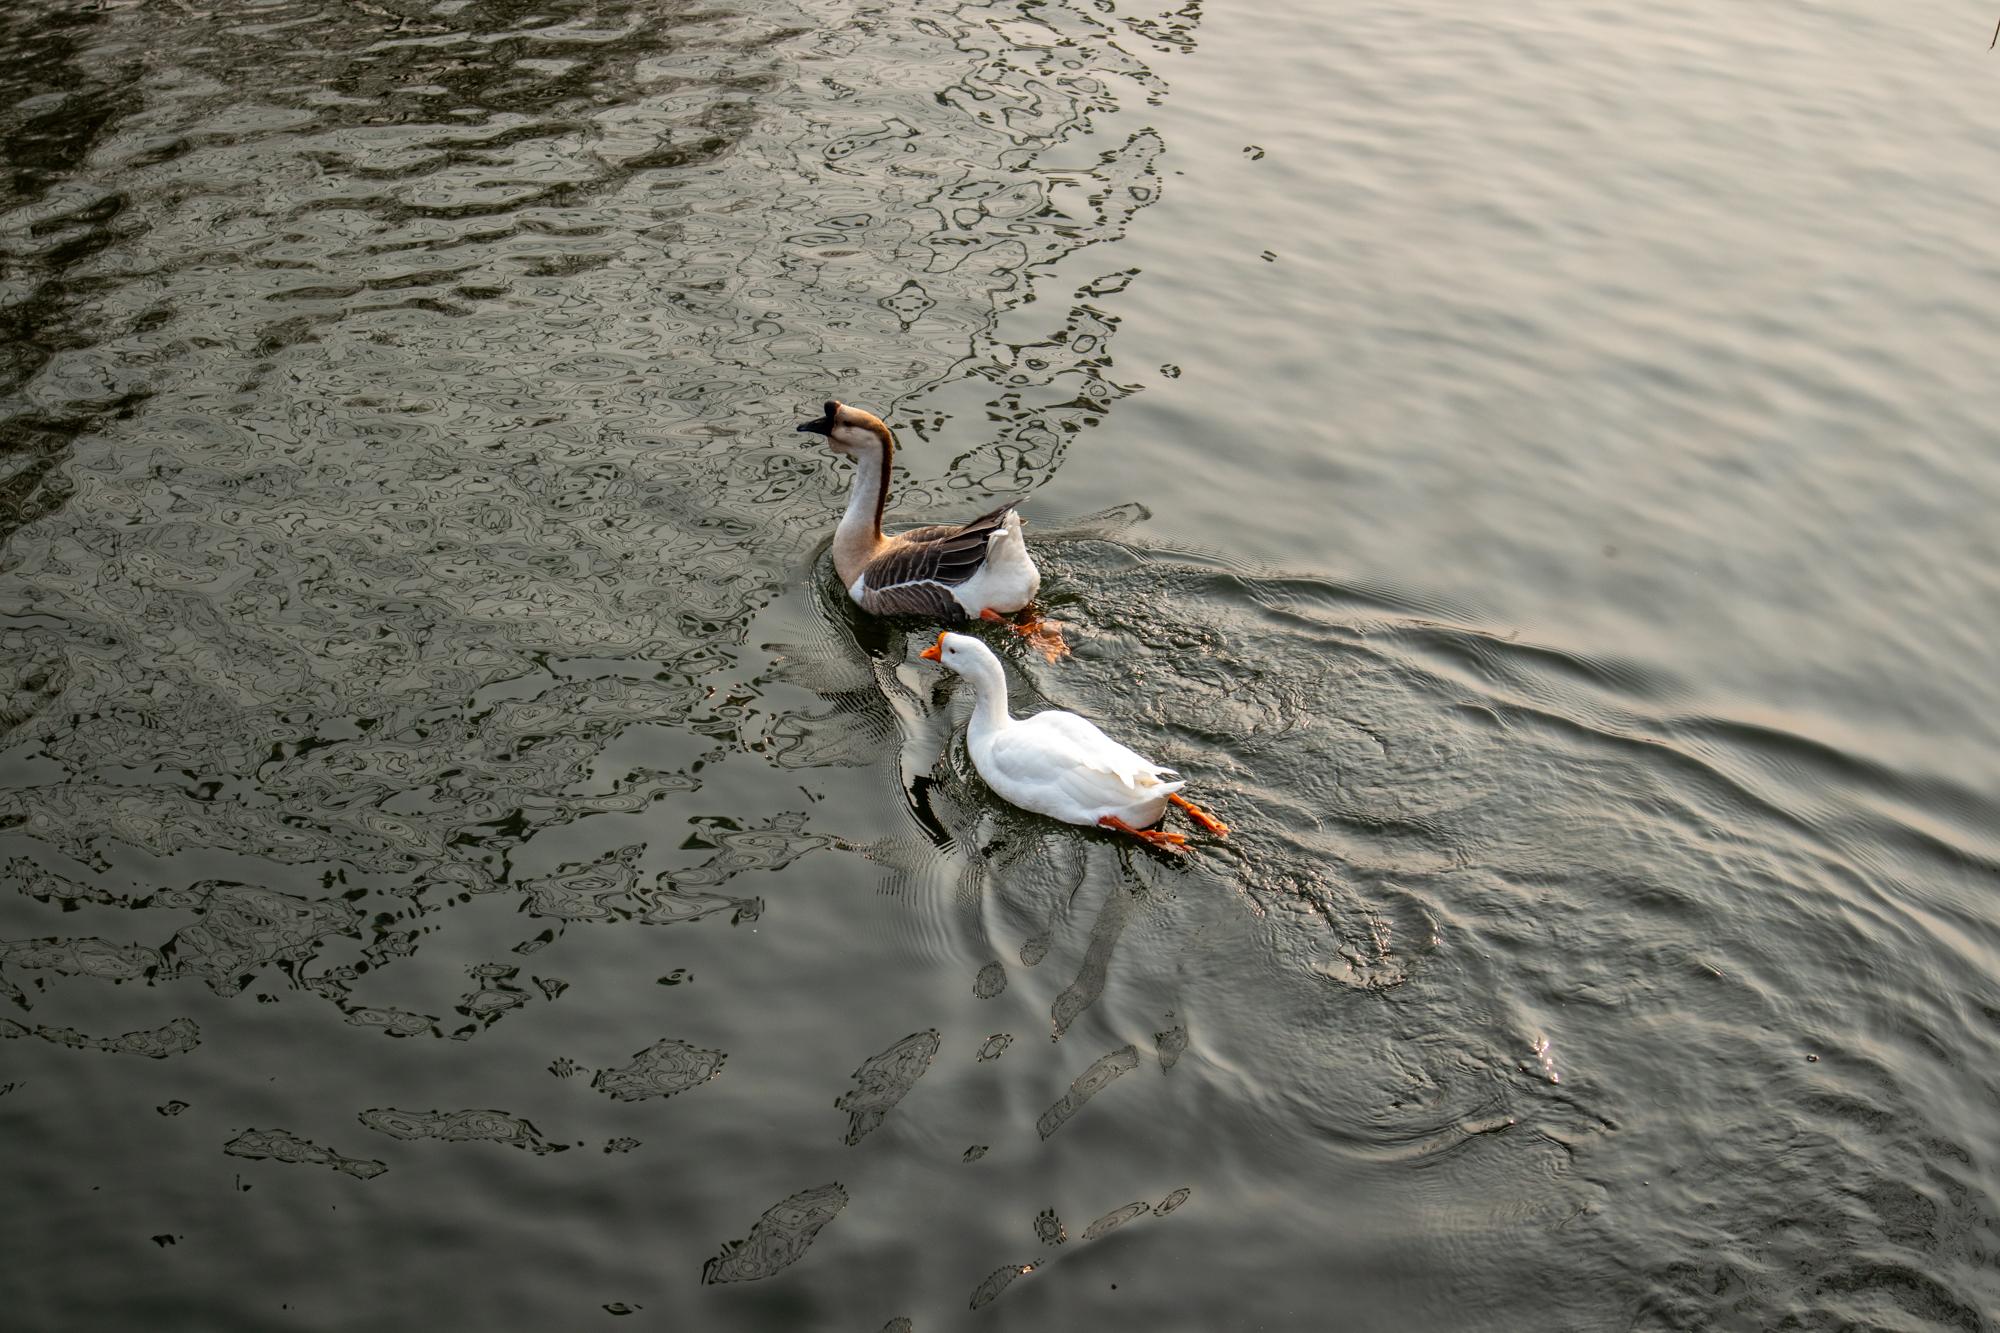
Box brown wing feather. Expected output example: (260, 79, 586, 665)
(855, 504, 1016, 619)
(892, 502, 1015, 549)
(856, 579, 965, 619)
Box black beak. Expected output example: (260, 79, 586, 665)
(796, 400, 838, 436)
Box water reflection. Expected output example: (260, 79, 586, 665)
(359, 1105, 563, 1154)
(1, 0, 1995, 1328)
(2, 1012, 199, 1058)
(702, 1181, 848, 1285)
(0, 0, 142, 544)
(835, 1027, 939, 1144)
(3, 0, 1218, 1323)
(223, 1125, 387, 1180)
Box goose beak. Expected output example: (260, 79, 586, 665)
(919, 632, 946, 662)
(795, 400, 838, 436)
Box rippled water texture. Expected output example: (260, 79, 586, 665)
(3, 0, 1998, 1328)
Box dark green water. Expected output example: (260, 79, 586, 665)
(3, 0, 1997, 1328)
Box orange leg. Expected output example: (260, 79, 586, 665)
(1098, 814, 1188, 852)
(1169, 793, 1230, 838)
(980, 607, 1069, 662)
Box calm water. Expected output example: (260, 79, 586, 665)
(3, 0, 1997, 1328)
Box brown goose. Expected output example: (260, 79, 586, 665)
(797, 400, 1064, 656)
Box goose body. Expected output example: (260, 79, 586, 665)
(798, 400, 1042, 623)
(920, 632, 1228, 849)
(844, 505, 1040, 621)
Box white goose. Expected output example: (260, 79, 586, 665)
(920, 631, 1229, 850)
(797, 400, 1065, 658)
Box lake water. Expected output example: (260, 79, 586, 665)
(3, 0, 1997, 1328)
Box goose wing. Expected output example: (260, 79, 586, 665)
(893, 502, 1015, 549)
(854, 503, 1016, 618)
(987, 710, 1183, 813)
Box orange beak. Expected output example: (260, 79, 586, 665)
(919, 632, 946, 662)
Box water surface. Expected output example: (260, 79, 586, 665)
(2, 0, 1997, 1329)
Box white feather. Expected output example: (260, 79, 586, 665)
(930, 633, 1180, 829)
(947, 509, 1039, 616)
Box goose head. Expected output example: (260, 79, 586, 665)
(920, 630, 998, 676)
(921, 631, 1015, 722)
(797, 399, 893, 459)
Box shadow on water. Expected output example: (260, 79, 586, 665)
(1, 0, 1997, 1329)
(0, 2, 148, 545)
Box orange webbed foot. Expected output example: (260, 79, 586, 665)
(1013, 618, 1069, 663)
(1098, 814, 1189, 853)
(1169, 793, 1230, 838)
(979, 607, 1069, 662)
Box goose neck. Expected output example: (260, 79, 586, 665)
(832, 446, 892, 582)
(961, 656, 1013, 738)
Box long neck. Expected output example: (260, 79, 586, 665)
(831, 439, 891, 583)
(961, 657, 1013, 739)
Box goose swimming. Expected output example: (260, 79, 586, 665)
(797, 400, 1064, 658)
(919, 631, 1229, 851)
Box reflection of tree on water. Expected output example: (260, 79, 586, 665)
(0, 0, 1213, 1311)
(1, 0, 1200, 927)
(0, 2, 143, 548)
(224, 1126, 386, 1180)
